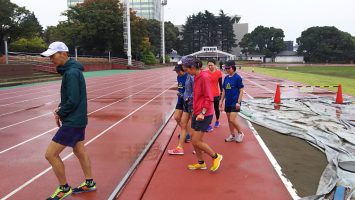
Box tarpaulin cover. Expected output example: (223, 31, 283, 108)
(241, 98, 355, 199)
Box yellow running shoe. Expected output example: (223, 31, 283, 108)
(47, 186, 72, 200)
(187, 162, 207, 170)
(210, 154, 223, 172)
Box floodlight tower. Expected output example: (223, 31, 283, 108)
(123, 0, 132, 66)
(161, 0, 167, 64)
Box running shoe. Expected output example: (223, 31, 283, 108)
(185, 134, 191, 143)
(206, 125, 213, 132)
(47, 186, 72, 200)
(168, 147, 184, 155)
(224, 135, 235, 142)
(72, 181, 96, 194)
(187, 162, 207, 170)
(210, 154, 223, 172)
(235, 132, 245, 143)
(214, 121, 220, 128)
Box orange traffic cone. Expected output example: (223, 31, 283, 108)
(274, 84, 281, 104)
(335, 84, 343, 104)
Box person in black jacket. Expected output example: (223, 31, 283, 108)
(41, 41, 96, 200)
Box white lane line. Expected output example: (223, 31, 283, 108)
(0, 70, 138, 96)
(0, 71, 160, 107)
(0, 72, 159, 118)
(0, 72, 141, 101)
(240, 71, 318, 98)
(0, 77, 173, 154)
(0, 74, 163, 130)
(0, 84, 174, 200)
(243, 119, 301, 200)
(240, 71, 300, 199)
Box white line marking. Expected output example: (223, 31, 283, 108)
(0, 78, 172, 153)
(0, 84, 174, 200)
(0, 74, 162, 129)
(243, 119, 300, 200)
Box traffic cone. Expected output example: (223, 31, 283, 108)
(335, 84, 343, 104)
(274, 84, 281, 104)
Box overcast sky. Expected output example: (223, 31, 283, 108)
(10, 0, 355, 41)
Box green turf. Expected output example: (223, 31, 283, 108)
(0, 69, 136, 90)
(242, 66, 355, 96)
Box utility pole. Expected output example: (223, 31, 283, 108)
(161, 0, 167, 64)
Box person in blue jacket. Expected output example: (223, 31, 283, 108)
(41, 41, 96, 200)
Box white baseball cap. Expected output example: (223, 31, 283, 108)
(41, 41, 69, 57)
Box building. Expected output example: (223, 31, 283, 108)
(231, 23, 248, 58)
(284, 41, 294, 51)
(67, 0, 84, 7)
(130, 0, 162, 21)
(275, 51, 304, 63)
(189, 46, 235, 61)
(67, 0, 162, 21)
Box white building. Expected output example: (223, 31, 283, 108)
(67, 0, 162, 21)
(67, 0, 84, 7)
(189, 46, 235, 61)
(275, 51, 304, 63)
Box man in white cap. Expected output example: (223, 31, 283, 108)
(42, 41, 96, 200)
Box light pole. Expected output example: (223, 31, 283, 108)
(2, 24, 10, 64)
(74, 46, 79, 61)
(161, 0, 167, 64)
(126, 0, 132, 66)
(4, 37, 9, 64)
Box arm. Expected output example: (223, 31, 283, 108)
(235, 77, 244, 111)
(218, 77, 223, 96)
(57, 71, 81, 118)
(197, 75, 213, 121)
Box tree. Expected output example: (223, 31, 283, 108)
(297, 26, 355, 63)
(180, 10, 237, 55)
(61, 0, 124, 56)
(239, 25, 285, 58)
(0, 0, 43, 54)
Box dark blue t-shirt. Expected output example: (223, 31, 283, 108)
(177, 73, 188, 95)
(223, 73, 244, 106)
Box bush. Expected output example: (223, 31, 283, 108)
(10, 37, 47, 53)
(141, 50, 156, 65)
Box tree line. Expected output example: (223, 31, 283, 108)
(1, 0, 355, 63)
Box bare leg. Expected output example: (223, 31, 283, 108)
(177, 112, 190, 148)
(191, 130, 215, 158)
(226, 112, 236, 135)
(45, 141, 67, 185)
(228, 112, 242, 133)
(174, 109, 183, 125)
(73, 141, 93, 179)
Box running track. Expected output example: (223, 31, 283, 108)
(0, 68, 178, 199)
(0, 67, 339, 199)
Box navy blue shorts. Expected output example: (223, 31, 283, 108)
(183, 101, 193, 113)
(191, 115, 213, 132)
(52, 126, 85, 147)
(175, 97, 184, 110)
(225, 105, 241, 113)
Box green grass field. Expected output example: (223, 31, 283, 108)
(241, 66, 355, 96)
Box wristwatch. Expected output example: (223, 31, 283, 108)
(201, 108, 206, 115)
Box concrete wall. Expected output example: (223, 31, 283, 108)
(0, 64, 33, 78)
(275, 56, 304, 63)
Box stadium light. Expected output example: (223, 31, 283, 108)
(161, 0, 167, 64)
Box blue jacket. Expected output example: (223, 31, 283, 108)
(57, 59, 88, 128)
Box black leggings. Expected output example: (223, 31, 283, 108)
(213, 96, 220, 120)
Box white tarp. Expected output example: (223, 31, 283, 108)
(241, 98, 355, 199)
